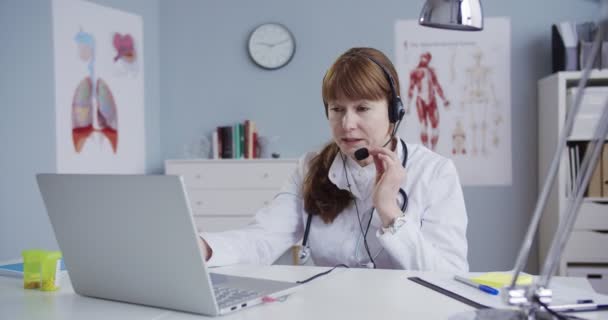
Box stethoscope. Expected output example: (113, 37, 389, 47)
(297, 139, 409, 266)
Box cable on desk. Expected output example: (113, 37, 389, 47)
(295, 264, 349, 284)
(533, 295, 587, 320)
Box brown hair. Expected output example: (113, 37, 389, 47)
(302, 47, 400, 223)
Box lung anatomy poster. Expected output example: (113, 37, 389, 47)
(53, 0, 144, 173)
(395, 18, 511, 186)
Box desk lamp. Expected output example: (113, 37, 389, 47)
(419, 0, 483, 31)
(419, 1, 608, 319)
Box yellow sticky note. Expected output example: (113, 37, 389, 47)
(470, 272, 533, 288)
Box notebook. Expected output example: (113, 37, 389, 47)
(0, 259, 66, 278)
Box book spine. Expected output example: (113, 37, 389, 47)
(253, 129, 258, 159)
(239, 123, 245, 159)
(217, 127, 223, 159)
(603, 143, 608, 197)
(250, 121, 257, 158)
(211, 131, 219, 159)
(221, 126, 233, 159)
(244, 120, 250, 159)
(233, 125, 238, 159)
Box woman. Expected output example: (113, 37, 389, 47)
(200, 47, 468, 272)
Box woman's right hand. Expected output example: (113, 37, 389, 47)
(199, 238, 212, 261)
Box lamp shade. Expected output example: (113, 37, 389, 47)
(419, 0, 483, 31)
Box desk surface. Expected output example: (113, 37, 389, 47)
(0, 265, 606, 320)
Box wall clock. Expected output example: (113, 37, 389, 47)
(248, 23, 295, 70)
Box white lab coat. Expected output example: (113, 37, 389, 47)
(201, 142, 469, 272)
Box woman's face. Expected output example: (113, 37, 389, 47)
(327, 98, 392, 165)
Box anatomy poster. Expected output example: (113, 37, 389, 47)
(395, 18, 511, 186)
(53, 0, 144, 173)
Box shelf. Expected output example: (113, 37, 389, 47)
(566, 137, 608, 142)
(538, 71, 608, 275)
(583, 197, 608, 204)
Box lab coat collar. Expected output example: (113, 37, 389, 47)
(328, 138, 405, 199)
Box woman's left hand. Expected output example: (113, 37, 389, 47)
(368, 146, 406, 227)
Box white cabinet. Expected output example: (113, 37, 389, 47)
(538, 71, 608, 292)
(165, 159, 298, 232)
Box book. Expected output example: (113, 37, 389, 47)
(211, 130, 219, 159)
(244, 120, 250, 159)
(239, 123, 245, 159)
(253, 130, 258, 159)
(249, 121, 257, 159)
(219, 126, 233, 159)
(233, 124, 239, 159)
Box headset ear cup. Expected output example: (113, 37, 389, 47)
(390, 97, 404, 123)
(396, 98, 405, 121)
(389, 100, 397, 123)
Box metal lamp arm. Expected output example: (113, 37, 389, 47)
(508, 29, 603, 290)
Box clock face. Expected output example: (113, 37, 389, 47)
(248, 23, 295, 70)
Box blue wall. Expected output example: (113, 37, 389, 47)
(158, 0, 597, 271)
(0, 0, 161, 260)
(0, 0, 598, 271)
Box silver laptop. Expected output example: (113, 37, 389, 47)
(36, 173, 299, 316)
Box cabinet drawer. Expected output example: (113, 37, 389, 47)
(563, 231, 608, 262)
(566, 264, 608, 294)
(167, 161, 296, 189)
(574, 201, 608, 230)
(186, 189, 278, 216)
(193, 216, 253, 232)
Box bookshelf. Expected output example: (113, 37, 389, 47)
(538, 71, 608, 293)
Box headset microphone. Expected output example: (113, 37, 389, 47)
(354, 148, 369, 161)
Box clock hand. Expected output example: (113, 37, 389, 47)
(255, 41, 273, 47)
(271, 38, 290, 47)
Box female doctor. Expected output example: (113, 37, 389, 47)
(199, 47, 469, 272)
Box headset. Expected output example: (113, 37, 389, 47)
(298, 54, 409, 268)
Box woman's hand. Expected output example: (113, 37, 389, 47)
(368, 146, 406, 227)
(200, 238, 212, 261)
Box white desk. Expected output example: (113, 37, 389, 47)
(0, 265, 606, 320)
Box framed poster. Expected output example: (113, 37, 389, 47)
(53, 0, 144, 173)
(395, 18, 511, 185)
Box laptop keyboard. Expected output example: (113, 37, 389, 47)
(213, 286, 261, 308)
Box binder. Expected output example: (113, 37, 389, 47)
(552, 22, 578, 72)
(587, 142, 603, 197)
(603, 143, 608, 197)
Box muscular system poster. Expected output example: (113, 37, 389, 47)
(395, 18, 511, 186)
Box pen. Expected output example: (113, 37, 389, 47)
(454, 275, 499, 295)
(549, 302, 608, 312)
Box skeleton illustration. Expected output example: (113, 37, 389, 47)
(452, 120, 466, 155)
(460, 50, 500, 156)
